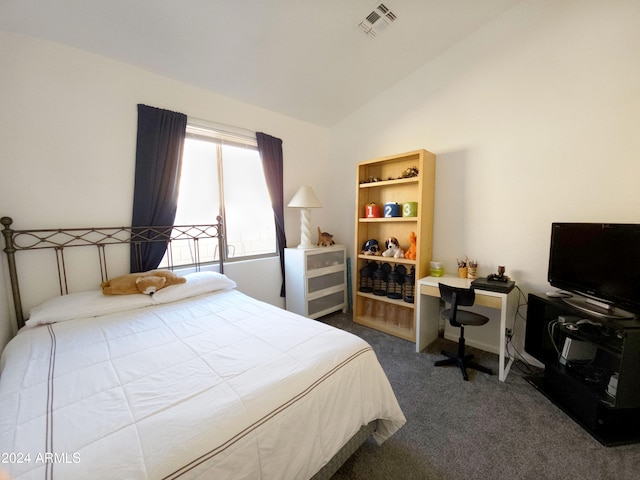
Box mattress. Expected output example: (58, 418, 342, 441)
(0, 286, 405, 479)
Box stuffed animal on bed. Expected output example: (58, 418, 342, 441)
(405, 232, 417, 260)
(100, 269, 186, 295)
(382, 237, 405, 258)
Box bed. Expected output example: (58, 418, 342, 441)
(0, 217, 405, 480)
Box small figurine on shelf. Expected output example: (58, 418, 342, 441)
(400, 166, 419, 178)
(405, 232, 417, 260)
(382, 237, 405, 258)
(316, 227, 335, 247)
(361, 176, 381, 184)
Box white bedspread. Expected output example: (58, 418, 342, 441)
(0, 289, 405, 479)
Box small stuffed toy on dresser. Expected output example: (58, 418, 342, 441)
(316, 227, 335, 246)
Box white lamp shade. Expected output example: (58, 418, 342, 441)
(288, 186, 322, 249)
(287, 186, 322, 208)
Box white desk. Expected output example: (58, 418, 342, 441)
(415, 275, 516, 382)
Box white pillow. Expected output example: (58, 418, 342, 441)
(151, 271, 236, 304)
(26, 290, 154, 327)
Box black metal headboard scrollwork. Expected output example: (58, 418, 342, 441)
(1, 216, 225, 330)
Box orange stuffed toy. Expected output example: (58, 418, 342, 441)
(100, 269, 186, 295)
(405, 232, 417, 260)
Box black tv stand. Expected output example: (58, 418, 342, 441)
(525, 293, 640, 446)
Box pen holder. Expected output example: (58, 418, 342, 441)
(467, 267, 477, 279)
(457, 267, 468, 278)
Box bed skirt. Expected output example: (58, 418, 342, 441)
(310, 420, 377, 480)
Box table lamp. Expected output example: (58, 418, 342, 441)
(287, 185, 322, 249)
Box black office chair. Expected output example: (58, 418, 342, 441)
(435, 283, 493, 381)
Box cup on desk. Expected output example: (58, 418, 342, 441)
(467, 267, 477, 279)
(430, 261, 444, 277)
(457, 267, 468, 278)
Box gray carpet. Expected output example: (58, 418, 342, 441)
(320, 311, 640, 480)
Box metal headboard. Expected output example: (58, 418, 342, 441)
(1, 216, 225, 330)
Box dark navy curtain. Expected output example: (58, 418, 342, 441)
(130, 104, 187, 272)
(256, 132, 287, 297)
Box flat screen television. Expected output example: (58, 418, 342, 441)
(548, 223, 640, 319)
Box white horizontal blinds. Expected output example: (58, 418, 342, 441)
(186, 120, 257, 150)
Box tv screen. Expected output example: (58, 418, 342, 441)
(548, 223, 640, 317)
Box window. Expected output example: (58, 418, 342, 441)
(160, 123, 277, 268)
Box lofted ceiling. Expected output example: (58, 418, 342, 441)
(0, 0, 522, 127)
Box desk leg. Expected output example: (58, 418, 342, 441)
(416, 293, 440, 353)
(498, 292, 515, 382)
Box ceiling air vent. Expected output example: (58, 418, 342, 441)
(359, 3, 397, 37)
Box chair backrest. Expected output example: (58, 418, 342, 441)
(438, 283, 476, 326)
(438, 283, 476, 306)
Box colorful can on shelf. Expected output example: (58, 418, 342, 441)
(402, 202, 418, 217)
(365, 203, 382, 218)
(383, 202, 401, 217)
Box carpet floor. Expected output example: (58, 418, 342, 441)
(320, 311, 640, 480)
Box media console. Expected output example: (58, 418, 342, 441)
(525, 293, 640, 446)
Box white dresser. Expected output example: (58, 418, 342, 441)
(284, 245, 348, 319)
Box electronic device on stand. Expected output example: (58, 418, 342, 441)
(471, 265, 515, 294)
(524, 223, 640, 446)
(546, 223, 639, 319)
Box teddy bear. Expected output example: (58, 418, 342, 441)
(382, 237, 405, 258)
(405, 232, 417, 260)
(100, 269, 186, 295)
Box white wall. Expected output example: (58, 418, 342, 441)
(329, 0, 640, 351)
(3, 0, 639, 355)
(0, 31, 332, 349)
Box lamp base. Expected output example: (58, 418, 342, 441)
(297, 208, 316, 250)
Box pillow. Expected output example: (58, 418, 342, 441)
(150, 271, 236, 304)
(26, 290, 154, 327)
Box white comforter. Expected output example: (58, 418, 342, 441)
(0, 289, 405, 479)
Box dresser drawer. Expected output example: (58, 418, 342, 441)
(306, 250, 345, 271)
(308, 291, 346, 317)
(308, 270, 345, 294)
